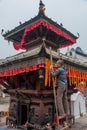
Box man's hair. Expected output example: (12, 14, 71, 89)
(56, 59, 64, 66)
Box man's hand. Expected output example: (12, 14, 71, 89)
(50, 64, 53, 69)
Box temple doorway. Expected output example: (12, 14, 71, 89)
(21, 104, 27, 125)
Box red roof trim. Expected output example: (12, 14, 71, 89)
(13, 20, 76, 50)
(0, 64, 45, 77)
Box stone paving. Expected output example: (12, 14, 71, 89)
(70, 114, 87, 130)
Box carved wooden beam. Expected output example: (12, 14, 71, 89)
(7, 89, 53, 95)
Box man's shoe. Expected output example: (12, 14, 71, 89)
(59, 114, 66, 119)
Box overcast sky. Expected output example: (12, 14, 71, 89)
(0, 0, 87, 58)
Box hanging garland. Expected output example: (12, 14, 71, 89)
(45, 58, 57, 87)
(67, 65, 87, 89)
(45, 59, 87, 90)
(45, 58, 51, 87)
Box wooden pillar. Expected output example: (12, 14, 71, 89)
(38, 69, 44, 90)
(15, 91, 21, 125)
(27, 104, 29, 121)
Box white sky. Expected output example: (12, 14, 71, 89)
(0, 0, 87, 58)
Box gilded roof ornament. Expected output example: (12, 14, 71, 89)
(38, 0, 45, 15)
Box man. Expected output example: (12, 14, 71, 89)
(50, 59, 70, 118)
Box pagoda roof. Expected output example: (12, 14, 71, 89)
(2, 1, 78, 50)
(0, 45, 87, 76)
(0, 45, 86, 67)
(3, 14, 77, 41)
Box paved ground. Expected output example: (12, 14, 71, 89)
(0, 114, 87, 130)
(0, 125, 17, 130)
(70, 114, 87, 130)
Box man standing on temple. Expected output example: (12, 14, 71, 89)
(50, 59, 70, 118)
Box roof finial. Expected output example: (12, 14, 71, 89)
(38, 0, 45, 16)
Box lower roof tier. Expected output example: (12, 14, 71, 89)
(0, 45, 87, 77)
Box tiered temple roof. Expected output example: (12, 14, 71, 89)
(2, 0, 78, 51)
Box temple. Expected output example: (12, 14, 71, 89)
(0, 0, 87, 129)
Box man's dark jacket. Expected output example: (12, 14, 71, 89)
(50, 66, 67, 88)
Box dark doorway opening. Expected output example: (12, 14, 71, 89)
(21, 105, 27, 125)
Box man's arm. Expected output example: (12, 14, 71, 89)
(50, 67, 60, 77)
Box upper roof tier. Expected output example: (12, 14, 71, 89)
(2, 0, 78, 50)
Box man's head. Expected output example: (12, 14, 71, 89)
(55, 59, 64, 67)
(46, 123, 51, 130)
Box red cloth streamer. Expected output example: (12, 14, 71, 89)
(54, 114, 59, 127)
(13, 20, 76, 50)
